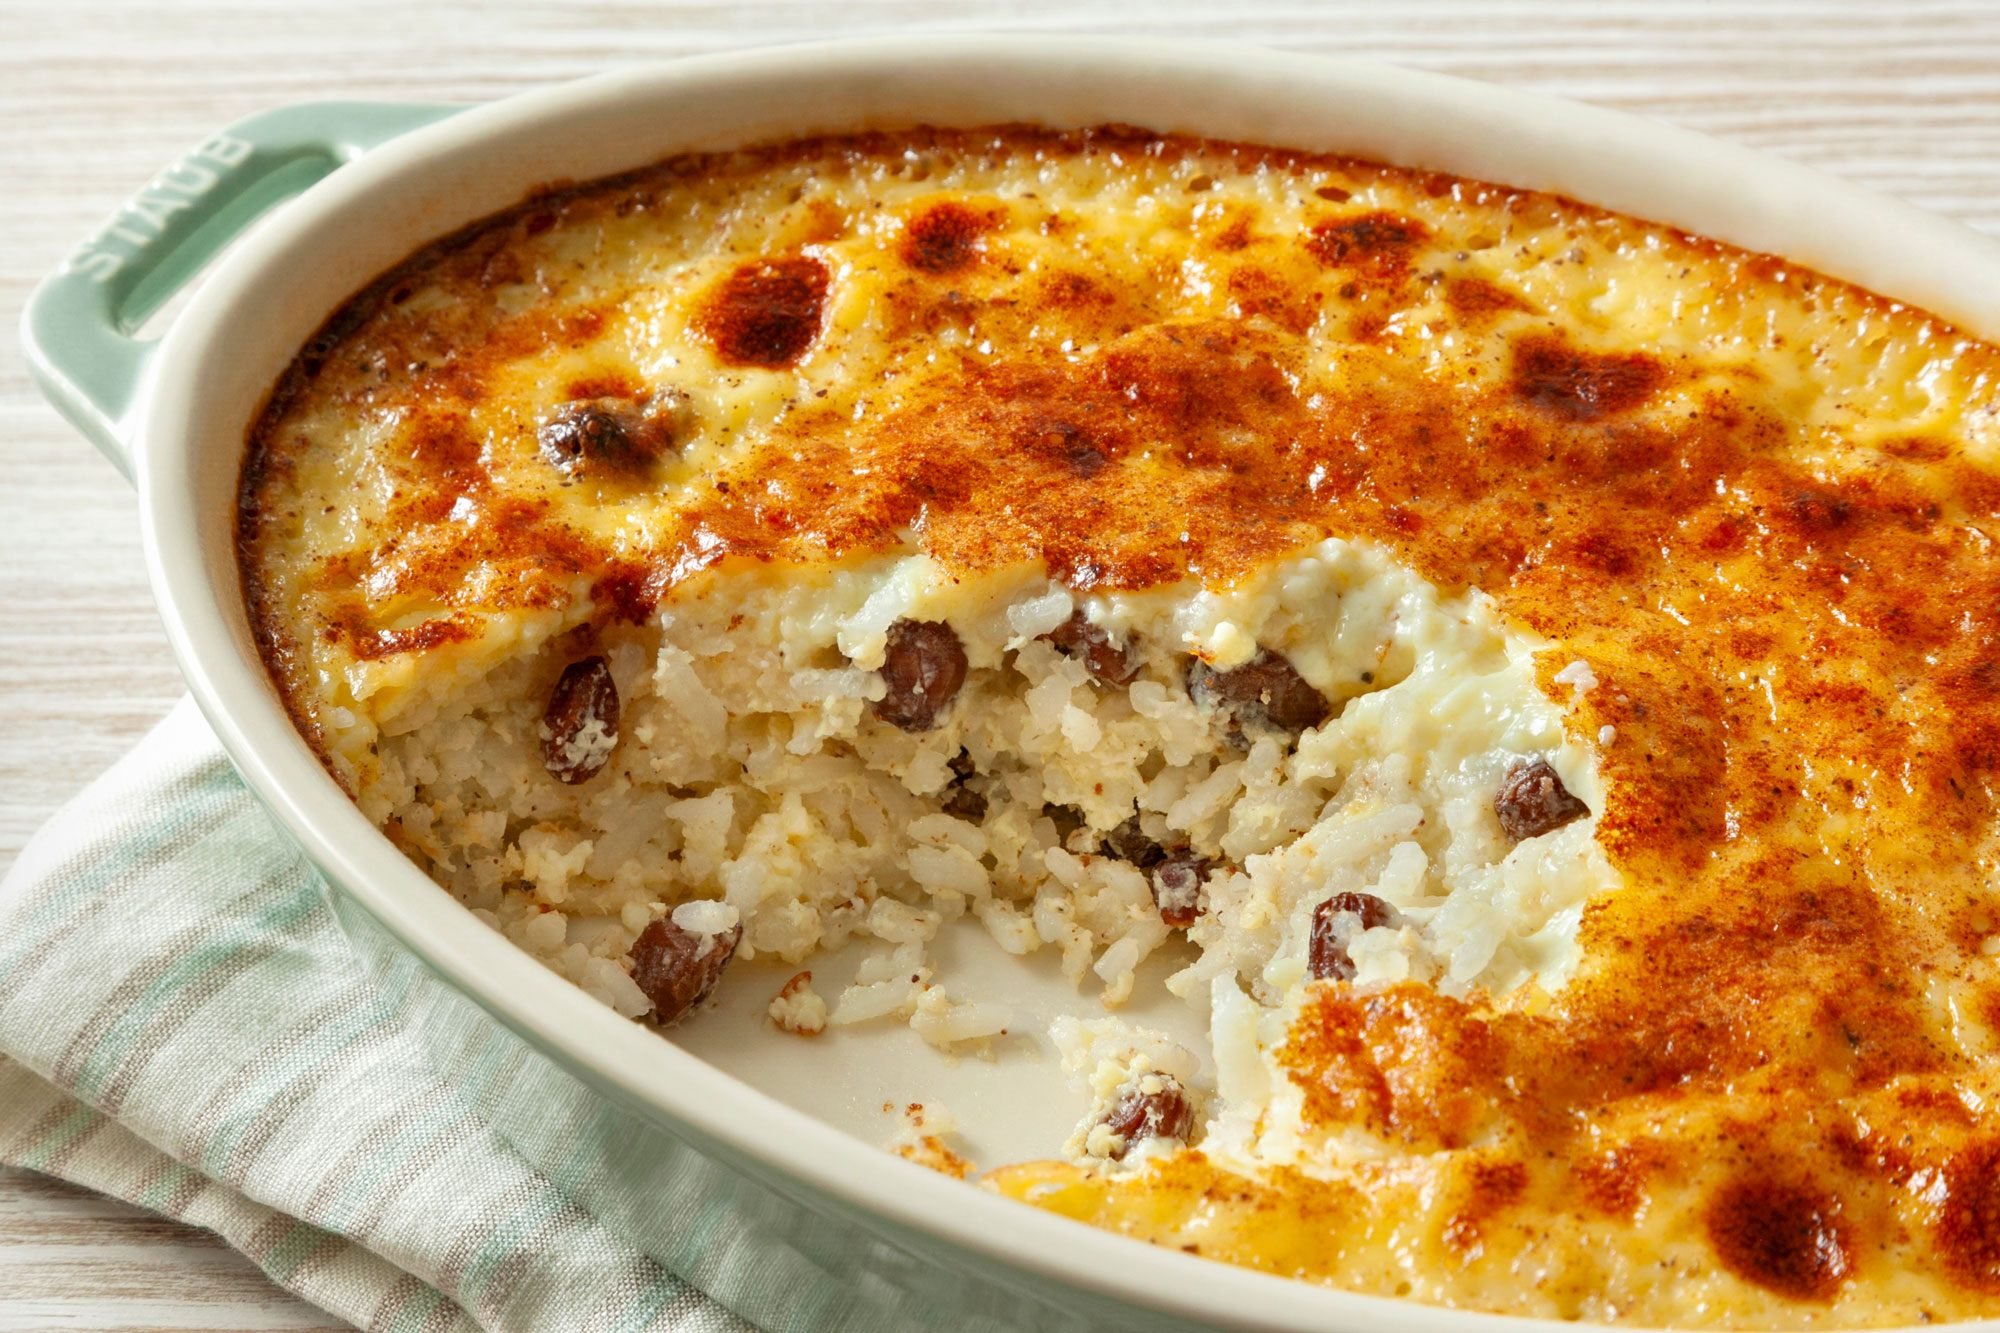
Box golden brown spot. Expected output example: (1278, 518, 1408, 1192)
(1704, 1176, 1853, 1301)
(1021, 414, 1111, 479)
(1937, 1140, 2000, 1292)
(1443, 1157, 1530, 1256)
(590, 562, 665, 626)
(1228, 266, 1320, 334)
(1280, 985, 1510, 1151)
(1349, 310, 1390, 344)
(1305, 211, 1430, 275)
(1897, 1085, 1976, 1127)
(1445, 276, 1532, 318)
(1827, 1118, 1914, 1186)
(1213, 211, 1256, 252)
(401, 410, 485, 493)
(1779, 486, 1855, 537)
(1511, 333, 1665, 421)
(1035, 269, 1151, 328)
(1574, 1145, 1661, 1219)
(1882, 435, 1952, 463)
(348, 614, 475, 661)
(697, 255, 828, 368)
(565, 371, 639, 400)
(560, 308, 605, 344)
(901, 200, 999, 274)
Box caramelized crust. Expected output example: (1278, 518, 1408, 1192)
(240, 126, 2000, 1326)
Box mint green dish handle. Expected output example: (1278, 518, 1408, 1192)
(21, 101, 460, 482)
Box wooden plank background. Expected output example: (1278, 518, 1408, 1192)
(4, 0, 1998, 1325)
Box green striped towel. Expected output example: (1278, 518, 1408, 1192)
(0, 698, 760, 1332)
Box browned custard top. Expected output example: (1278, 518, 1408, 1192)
(239, 126, 2000, 1325)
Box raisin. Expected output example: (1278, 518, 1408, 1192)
(1042, 610, 1141, 684)
(1151, 852, 1211, 928)
(629, 915, 742, 1026)
(1100, 1073, 1197, 1160)
(942, 787, 987, 821)
(1043, 803, 1087, 843)
(1185, 648, 1331, 740)
(873, 619, 967, 732)
(1100, 818, 1208, 926)
(541, 656, 619, 784)
(942, 749, 988, 822)
(1308, 891, 1396, 981)
(537, 391, 689, 480)
(1494, 756, 1590, 841)
(1101, 816, 1167, 868)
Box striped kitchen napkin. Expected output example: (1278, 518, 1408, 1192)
(0, 698, 760, 1333)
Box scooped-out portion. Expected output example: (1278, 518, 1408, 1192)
(355, 537, 1609, 1048)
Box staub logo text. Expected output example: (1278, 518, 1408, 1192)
(67, 135, 255, 284)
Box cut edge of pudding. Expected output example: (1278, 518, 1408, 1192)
(340, 534, 1614, 1172)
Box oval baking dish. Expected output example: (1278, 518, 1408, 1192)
(25, 37, 2000, 1333)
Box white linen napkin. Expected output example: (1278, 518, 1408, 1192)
(0, 698, 761, 1332)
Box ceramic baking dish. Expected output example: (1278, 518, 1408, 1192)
(25, 36, 2000, 1333)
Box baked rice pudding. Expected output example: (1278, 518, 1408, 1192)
(239, 126, 2000, 1326)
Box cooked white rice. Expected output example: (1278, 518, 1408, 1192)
(354, 534, 1614, 1158)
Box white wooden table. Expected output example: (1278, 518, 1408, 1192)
(5, 0, 1999, 1326)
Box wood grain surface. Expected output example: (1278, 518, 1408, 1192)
(4, 0, 1999, 1326)
(0, 1171, 347, 1332)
